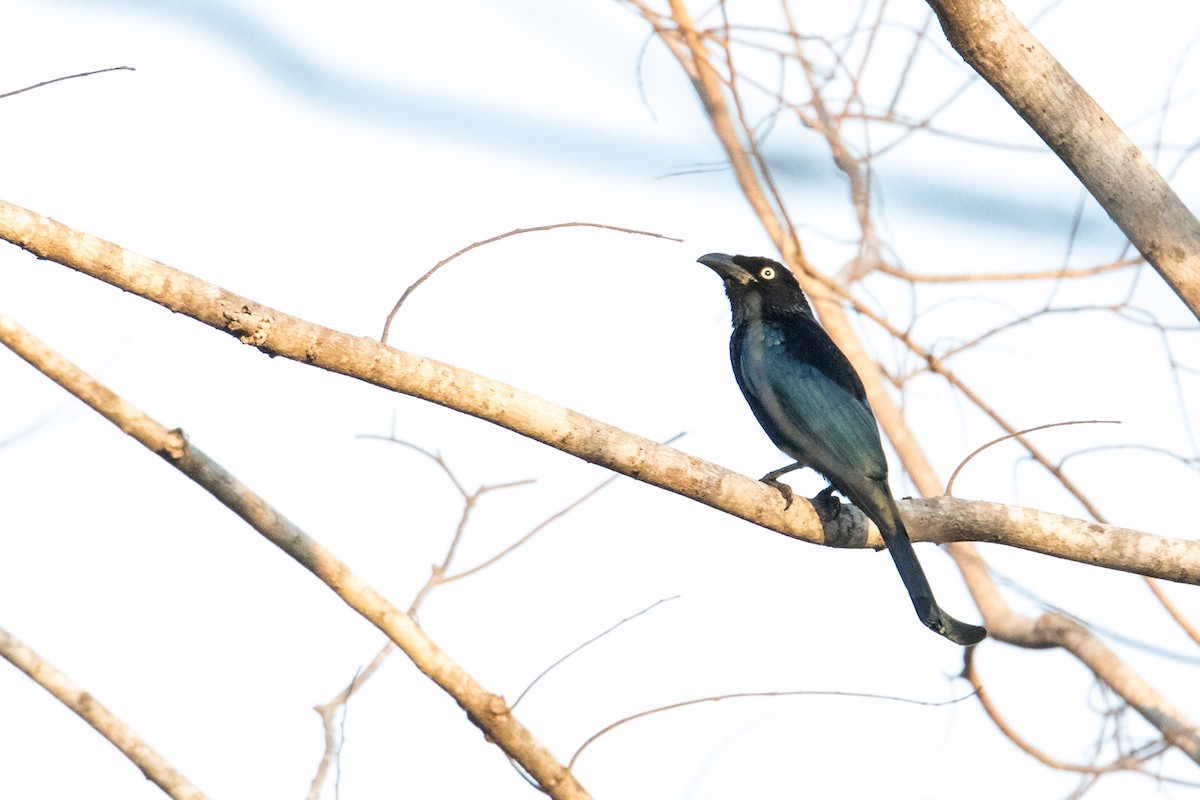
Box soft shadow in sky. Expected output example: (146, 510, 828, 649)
(65, 0, 1115, 243)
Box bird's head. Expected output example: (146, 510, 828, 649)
(697, 253, 813, 320)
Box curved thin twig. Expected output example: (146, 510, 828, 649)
(511, 596, 679, 711)
(0, 66, 135, 100)
(962, 647, 1167, 775)
(380, 222, 682, 343)
(569, 687, 976, 770)
(945, 420, 1120, 496)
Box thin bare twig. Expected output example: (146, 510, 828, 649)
(357, 435, 536, 614)
(962, 647, 1171, 776)
(443, 475, 618, 584)
(906, 304, 1098, 376)
(511, 596, 679, 711)
(569, 687, 976, 770)
(444, 432, 685, 585)
(1055, 443, 1200, 472)
(1143, 579, 1200, 648)
(946, 420, 1121, 496)
(0, 66, 135, 100)
(308, 648, 392, 800)
(308, 433, 639, 799)
(886, 12, 934, 116)
(380, 222, 681, 343)
(306, 665, 363, 800)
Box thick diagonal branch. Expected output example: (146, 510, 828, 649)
(925, 0, 1200, 320)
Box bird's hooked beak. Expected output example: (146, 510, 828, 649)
(698, 252, 754, 285)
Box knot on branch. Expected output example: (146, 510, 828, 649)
(160, 427, 187, 461)
(222, 305, 272, 347)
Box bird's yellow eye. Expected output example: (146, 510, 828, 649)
(760, 267, 776, 280)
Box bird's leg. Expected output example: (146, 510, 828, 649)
(760, 462, 804, 509)
(811, 484, 841, 519)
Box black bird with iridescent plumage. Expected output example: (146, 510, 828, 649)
(698, 252, 985, 646)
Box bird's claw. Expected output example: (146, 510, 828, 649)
(760, 476, 794, 509)
(812, 485, 841, 519)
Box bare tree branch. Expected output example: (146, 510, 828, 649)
(906, 497, 1199, 584)
(0, 624, 208, 800)
(876, 258, 1140, 283)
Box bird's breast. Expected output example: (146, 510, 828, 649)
(742, 320, 786, 351)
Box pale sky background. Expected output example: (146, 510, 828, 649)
(2, 1, 1199, 799)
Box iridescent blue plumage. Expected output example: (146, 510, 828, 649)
(699, 252, 985, 645)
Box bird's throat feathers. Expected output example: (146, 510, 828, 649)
(726, 286, 813, 328)
(727, 286, 763, 326)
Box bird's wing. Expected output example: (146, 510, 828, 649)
(738, 324, 890, 483)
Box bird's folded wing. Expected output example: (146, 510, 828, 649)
(745, 343, 890, 483)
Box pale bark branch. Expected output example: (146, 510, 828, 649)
(925, 0, 1200, 321)
(0, 198, 1193, 584)
(876, 257, 1139, 283)
(0, 624, 208, 800)
(907, 497, 1200, 584)
(309, 649, 391, 800)
(0, 310, 589, 800)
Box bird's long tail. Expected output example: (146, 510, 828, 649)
(870, 493, 986, 646)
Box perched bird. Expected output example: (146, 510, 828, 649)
(698, 252, 985, 646)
